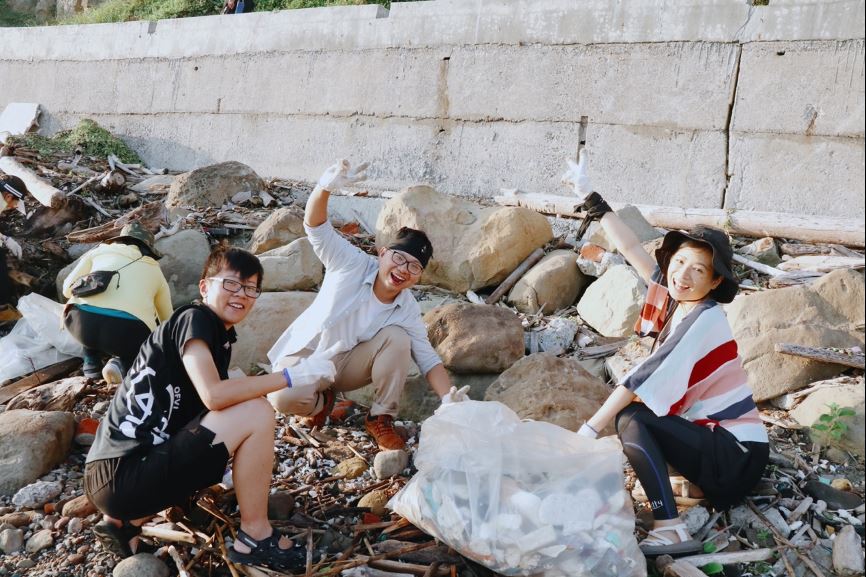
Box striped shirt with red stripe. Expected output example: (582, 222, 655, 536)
(621, 267, 767, 444)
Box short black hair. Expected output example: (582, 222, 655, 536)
(201, 246, 264, 288)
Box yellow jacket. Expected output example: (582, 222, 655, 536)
(62, 242, 173, 330)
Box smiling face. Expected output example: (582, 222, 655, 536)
(376, 248, 423, 296)
(199, 266, 260, 329)
(666, 243, 723, 303)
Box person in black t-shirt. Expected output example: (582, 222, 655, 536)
(84, 247, 337, 572)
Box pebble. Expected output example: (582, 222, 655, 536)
(357, 490, 390, 516)
(12, 481, 64, 509)
(17, 559, 36, 570)
(25, 528, 54, 553)
(334, 457, 368, 480)
(373, 450, 409, 480)
(0, 527, 24, 554)
(804, 480, 864, 510)
(67, 517, 84, 534)
(266, 491, 296, 521)
(833, 525, 866, 576)
(62, 494, 97, 518)
(112, 553, 170, 577)
(0, 512, 31, 528)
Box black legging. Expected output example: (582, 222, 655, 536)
(616, 403, 768, 521)
(64, 306, 152, 370)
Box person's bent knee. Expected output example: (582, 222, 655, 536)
(615, 402, 645, 436)
(379, 326, 411, 353)
(241, 397, 275, 427)
(267, 386, 317, 416)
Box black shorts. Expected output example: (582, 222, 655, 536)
(84, 415, 229, 520)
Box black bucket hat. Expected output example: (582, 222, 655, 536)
(104, 222, 163, 260)
(655, 226, 739, 304)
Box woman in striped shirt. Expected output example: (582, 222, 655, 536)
(565, 160, 769, 557)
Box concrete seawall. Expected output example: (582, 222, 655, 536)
(0, 0, 863, 217)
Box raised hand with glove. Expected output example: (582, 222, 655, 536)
(441, 385, 471, 405)
(316, 159, 369, 194)
(561, 149, 613, 240)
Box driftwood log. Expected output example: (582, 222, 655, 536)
(494, 192, 865, 247)
(485, 247, 546, 305)
(775, 343, 866, 370)
(0, 155, 66, 208)
(65, 201, 166, 244)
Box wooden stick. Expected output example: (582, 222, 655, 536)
(369, 559, 449, 576)
(304, 528, 314, 576)
(494, 192, 865, 247)
(775, 343, 866, 370)
(0, 155, 66, 208)
(423, 562, 442, 577)
(747, 501, 826, 577)
(485, 247, 546, 305)
(217, 526, 242, 577)
(655, 556, 706, 577)
(0, 357, 81, 402)
(140, 526, 197, 544)
(732, 254, 785, 276)
(167, 545, 192, 577)
(313, 541, 436, 577)
(676, 548, 776, 566)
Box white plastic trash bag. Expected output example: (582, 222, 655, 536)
(389, 401, 646, 577)
(0, 293, 83, 383)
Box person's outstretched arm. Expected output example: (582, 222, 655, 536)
(562, 151, 656, 284)
(305, 159, 368, 227)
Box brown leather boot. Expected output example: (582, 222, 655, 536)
(364, 414, 406, 451)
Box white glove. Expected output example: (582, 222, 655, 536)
(561, 149, 593, 200)
(441, 385, 471, 405)
(285, 342, 344, 388)
(317, 159, 369, 193)
(1, 233, 22, 259)
(577, 423, 599, 439)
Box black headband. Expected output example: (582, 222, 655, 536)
(388, 229, 432, 268)
(1, 181, 25, 200)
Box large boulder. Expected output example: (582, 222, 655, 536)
(727, 269, 865, 401)
(249, 208, 306, 255)
(0, 410, 75, 497)
(577, 265, 647, 337)
(376, 186, 552, 292)
(484, 353, 611, 433)
(153, 229, 211, 308)
(56, 228, 210, 309)
(232, 292, 316, 373)
(259, 238, 323, 291)
(424, 303, 524, 373)
(166, 161, 265, 210)
(589, 205, 662, 251)
(507, 250, 589, 314)
(790, 377, 864, 458)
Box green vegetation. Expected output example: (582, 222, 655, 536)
(60, 0, 412, 25)
(0, 0, 37, 26)
(812, 402, 857, 444)
(9, 119, 142, 164)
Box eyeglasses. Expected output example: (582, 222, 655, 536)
(209, 277, 262, 299)
(391, 250, 423, 276)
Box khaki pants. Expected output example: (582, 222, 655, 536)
(268, 326, 411, 418)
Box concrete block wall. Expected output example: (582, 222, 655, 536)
(0, 0, 863, 217)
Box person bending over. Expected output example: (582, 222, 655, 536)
(62, 222, 172, 383)
(84, 247, 335, 572)
(268, 159, 465, 451)
(564, 154, 768, 557)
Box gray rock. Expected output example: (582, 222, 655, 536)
(0, 410, 75, 497)
(129, 174, 176, 195)
(259, 238, 323, 291)
(833, 524, 865, 576)
(577, 265, 647, 338)
(153, 228, 211, 308)
(16, 558, 35, 570)
(25, 528, 53, 553)
(373, 450, 409, 480)
(485, 353, 611, 433)
(604, 337, 653, 383)
(762, 507, 791, 537)
(249, 207, 306, 255)
(739, 237, 781, 267)
(66, 517, 83, 534)
(267, 491, 295, 521)
(0, 527, 24, 554)
(682, 505, 710, 535)
(507, 250, 589, 314)
(728, 504, 761, 530)
(424, 304, 524, 373)
(112, 553, 170, 577)
(536, 317, 579, 355)
(803, 480, 864, 510)
(166, 161, 264, 211)
(726, 269, 865, 401)
(12, 480, 63, 509)
(576, 251, 626, 278)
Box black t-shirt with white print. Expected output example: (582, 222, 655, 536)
(86, 303, 236, 463)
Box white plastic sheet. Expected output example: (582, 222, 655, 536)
(0, 294, 83, 383)
(389, 401, 645, 577)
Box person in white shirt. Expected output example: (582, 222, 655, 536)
(267, 160, 467, 450)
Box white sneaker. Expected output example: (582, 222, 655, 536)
(101, 358, 124, 385)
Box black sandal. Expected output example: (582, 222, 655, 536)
(92, 520, 156, 558)
(228, 528, 305, 572)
